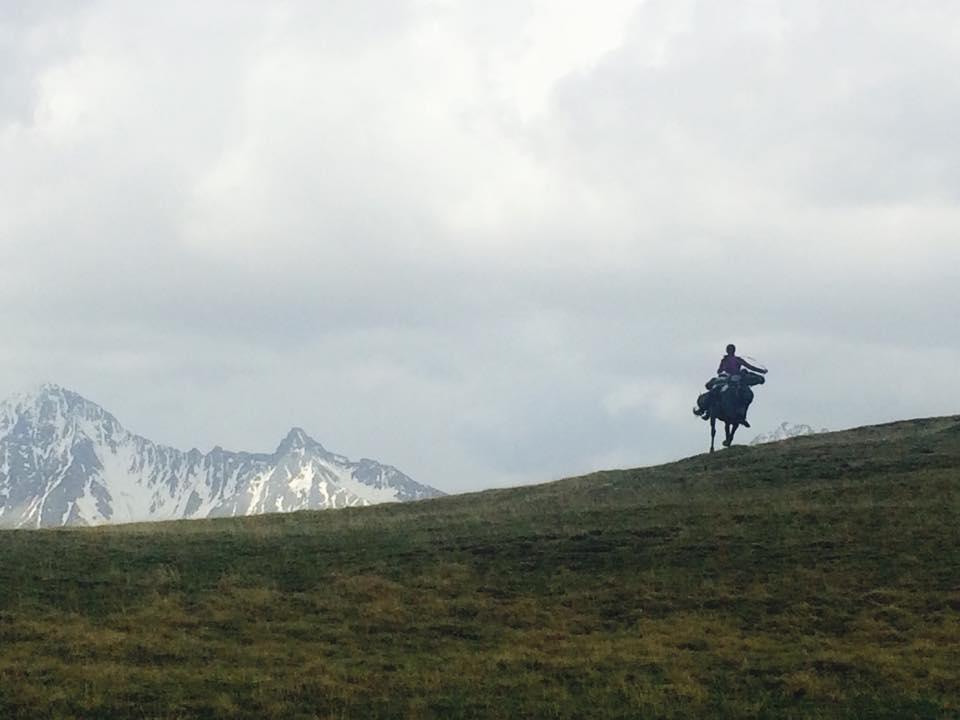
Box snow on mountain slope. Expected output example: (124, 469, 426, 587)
(0, 384, 443, 529)
(750, 422, 829, 446)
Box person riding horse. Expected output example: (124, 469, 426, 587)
(717, 344, 765, 383)
(695, 344, 767, 427)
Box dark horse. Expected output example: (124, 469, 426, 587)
(695, 372, 765, 453)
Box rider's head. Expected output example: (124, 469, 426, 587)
(726, 343, 736, 355)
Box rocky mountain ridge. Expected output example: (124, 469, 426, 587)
(0, 384, 442, 528)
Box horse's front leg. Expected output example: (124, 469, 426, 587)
(710, 416, 716, 453)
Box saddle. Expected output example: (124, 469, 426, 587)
(705, 370, 764, 391)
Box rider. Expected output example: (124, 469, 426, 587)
(718, 343, 766, 380)
(696, 344, 767, 426)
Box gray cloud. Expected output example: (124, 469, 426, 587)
(1, 0, 958, 492)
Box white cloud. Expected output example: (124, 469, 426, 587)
(1, 0, 958, 492)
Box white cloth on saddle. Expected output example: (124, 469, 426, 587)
(720, 374, 741, 390)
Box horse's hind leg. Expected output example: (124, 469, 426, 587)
(723, 422, 739, 448)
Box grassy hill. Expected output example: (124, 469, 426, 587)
(1, 417, 958, 719)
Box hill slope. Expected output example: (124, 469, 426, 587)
(0, 416, 958, 718)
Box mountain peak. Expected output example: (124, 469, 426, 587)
(1, 383, 118, 429)
(275, 426, 322, 455)
(35, 382, 66, 394)
(750, 422, 828, 445)
(16, 382, 91, 406)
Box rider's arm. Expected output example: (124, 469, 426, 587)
(741, 359, 767, 373)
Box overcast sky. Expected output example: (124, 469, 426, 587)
(2, 0, 958, 492)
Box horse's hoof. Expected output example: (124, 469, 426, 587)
(722, 440, 731, 447)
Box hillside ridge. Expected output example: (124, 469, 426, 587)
(75, 413, 960, 534)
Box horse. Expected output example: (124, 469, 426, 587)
(694, 372, 765, 453)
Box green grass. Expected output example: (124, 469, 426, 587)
(1, 416, 959, 719)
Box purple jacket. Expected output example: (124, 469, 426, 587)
(718, 355, 763, 376)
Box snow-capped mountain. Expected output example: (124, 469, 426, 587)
(0, 384, 443, 529)
(750, 422, 829, 446)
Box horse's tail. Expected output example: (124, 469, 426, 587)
(693, 392, 711, 419)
